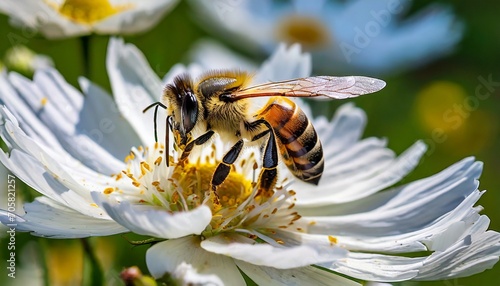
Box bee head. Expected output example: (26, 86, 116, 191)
(164, 73, 199, 145)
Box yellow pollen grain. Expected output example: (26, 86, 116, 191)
(90, 203, 98, 207)
(287, 203, 295, 209)
(309, 221, 316, 225)
(276, 239, 285, 245)
(48, 0, 132, 24)
(41, 97, 48, 106)
(137, 146, 144, 152)
(263, 214, 269, 218)
(288, 190, 296, 196)
(154, 142, 159, 149)
(115, 172, 123, 181)
(271, 208, 278, 214)
(328, 235, 338, 245)
(103, 187, 114, 195)
(278, 226, 288, 229)
(132, 181, 141, 187)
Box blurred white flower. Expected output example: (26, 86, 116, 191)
(170, 262, 224, 286)
(0, 0, 179, 39)
(0, 38, 498, 285)
(3, 45, 54, 77)
(189, 0, 464, 75)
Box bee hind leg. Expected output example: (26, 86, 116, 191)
(252, 128, 279, 197)
(211, 139, 244, 192)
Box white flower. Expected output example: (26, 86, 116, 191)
(0, 0, 179, 39)
(1, 38, 499, 285)
(188, 0, 464, 74)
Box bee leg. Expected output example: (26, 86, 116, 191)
(211, 139, 244, 192)
(252, 128, 279, 196)
(179, 131, 215, 163)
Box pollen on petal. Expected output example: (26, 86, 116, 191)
(103, 187, 114, 195)
(328, 235, 338, 245)
(41, 97, 48, 106)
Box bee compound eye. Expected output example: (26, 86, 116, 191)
(181, 91, 199, 134)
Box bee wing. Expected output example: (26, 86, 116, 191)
(229, 76, 386, 101)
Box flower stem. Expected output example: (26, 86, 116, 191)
(81, 238, 104, 286)
(80, 35, 92, 79)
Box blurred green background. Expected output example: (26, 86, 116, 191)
(0, 0, 499, 285)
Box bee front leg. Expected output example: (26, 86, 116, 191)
(211, 139, 244, 192)
(179, 131, 215, 163)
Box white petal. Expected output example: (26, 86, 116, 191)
(0, 0, 90, 38)
(146, 236, 245, 285)
(415, 217, 500, 280)
(77, 77, 142, 160)
(324, 251, 423, 282)
(0, 196, 126, 238)
(201, 233, 346, 268)
(1, 116, 117, 203)
(303, 158, 486, 253)
(92, 192, 211, 239)
(188, 39, 257, 71)
(0, 145, 113, 220)
(93, 0, 179, 35)
(315, 103, 366, 156)
(253, 43, 311, 84)
(3, 70, 125, 174)
(236, 260, 360, 286)
(295, 141, 427, 206)
(106, 38, 163, 146)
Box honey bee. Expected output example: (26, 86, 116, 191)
(145, 70, 385, 193)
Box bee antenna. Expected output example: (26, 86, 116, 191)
(143, 102, 167, 143)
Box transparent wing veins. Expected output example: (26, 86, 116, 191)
(230, 76, 386, 100)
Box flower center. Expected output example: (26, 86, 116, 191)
(275, 15, 331, 50)
(171, 163, 254, 210)
(107, 143, 301, 239)
(46, 0, 131, 24)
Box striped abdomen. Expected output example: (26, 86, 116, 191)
(257, 97, 324, 185)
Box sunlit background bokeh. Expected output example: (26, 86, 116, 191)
(0, 0, 499, 285)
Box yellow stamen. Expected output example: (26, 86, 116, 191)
(276, 15, 331, 50)
(46, 0, 132, 24)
